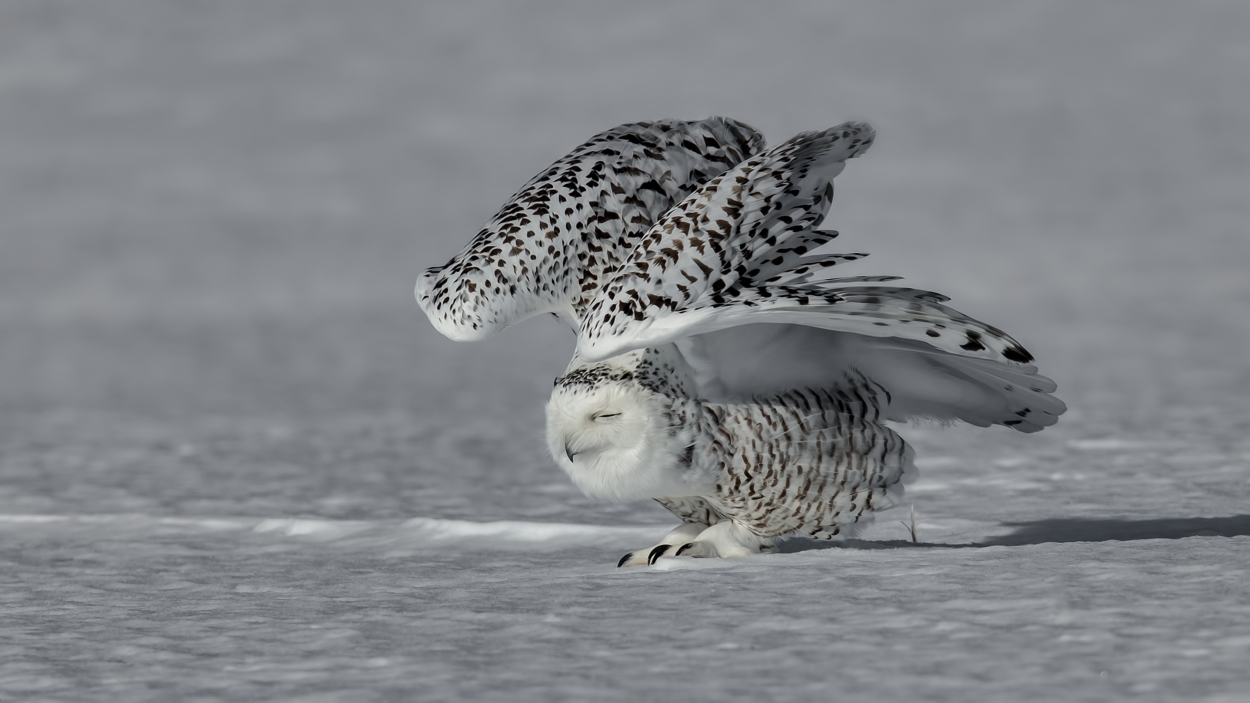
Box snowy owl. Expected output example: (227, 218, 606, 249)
(417, 118, 1065, 565)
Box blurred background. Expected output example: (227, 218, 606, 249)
(0, 1, 1246, 522)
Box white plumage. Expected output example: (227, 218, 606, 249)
(417, 118, 1065, 565)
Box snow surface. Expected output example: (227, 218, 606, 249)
(2, 1, 1249, 700)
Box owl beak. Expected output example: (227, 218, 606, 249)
(564, 442, 577, 462)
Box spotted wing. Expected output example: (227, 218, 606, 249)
(415, 118, 764, 341)
(579, 123, 1065, 432)
(579, 123, 1032, 365)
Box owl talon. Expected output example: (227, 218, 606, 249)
(647, 544, 673, 565)
(616, 522, 710, 567)
(617, 550, 650, 565)
(674, 541, 720, 558)
(680, 521, 768, 559)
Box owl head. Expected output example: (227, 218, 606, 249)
(546, 352, 702, 501)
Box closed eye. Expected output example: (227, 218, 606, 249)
(594, 413, 621, 420)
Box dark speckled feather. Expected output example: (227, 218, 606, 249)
(416, 118, 764, 341)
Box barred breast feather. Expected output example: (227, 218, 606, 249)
(699, 385, 915, 540)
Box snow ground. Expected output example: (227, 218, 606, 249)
(1, 2, 1248, 700)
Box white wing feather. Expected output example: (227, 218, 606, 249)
(676, 325, 1064, 433)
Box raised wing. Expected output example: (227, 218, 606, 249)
(415, 117, 764, 341)
(579, 123, 1031, 365)
(579, 123, 1065, 432)
(676, 325, 1065, 433)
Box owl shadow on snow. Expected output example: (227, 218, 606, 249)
(775, 514, 1250, 553)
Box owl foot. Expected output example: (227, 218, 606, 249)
(616, 522, 708, 567)
(672, 521, 769, 560)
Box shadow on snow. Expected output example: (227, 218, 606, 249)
(776, 514, 1250, 553)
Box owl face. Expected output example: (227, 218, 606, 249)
(546, 379, 693, 501)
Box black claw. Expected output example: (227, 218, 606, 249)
(647, 544, 672, 565)
(617, 552, 634, 568)
(675, 543, 694, 557)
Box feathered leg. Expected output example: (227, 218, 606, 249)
(617, 522, 709, 567)
(674, 521, 771, 559)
